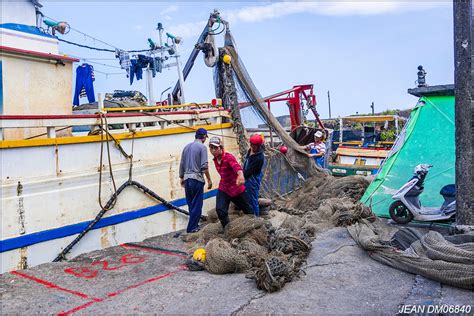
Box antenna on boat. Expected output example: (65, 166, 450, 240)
(167, 32, 186, 104)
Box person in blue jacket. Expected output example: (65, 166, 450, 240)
(243, 134, 265, 216)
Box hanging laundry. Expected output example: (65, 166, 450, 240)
(129, 55, 163, 85)
(115, 49, 131, 78)
(73, 63, 95, 106)
(80, 66, 95, 98)
(154, 57, 162, 74)
(129, 59, 143, 85)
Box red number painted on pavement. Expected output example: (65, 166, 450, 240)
(91, 260, 123, 271)
(64, 267, 98, 279)
(64, 253, 146, 278)
(120, 253, 145, 264)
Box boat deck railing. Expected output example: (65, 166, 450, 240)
(0, 105, 230, 142)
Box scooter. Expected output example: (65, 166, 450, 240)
(389, 164, 456, 224)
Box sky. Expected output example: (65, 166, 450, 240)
(41, 1, 454, 119)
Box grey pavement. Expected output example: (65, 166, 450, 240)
(1, 228, 472, 315)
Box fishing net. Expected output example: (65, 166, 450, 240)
(213, 34, 320, 201)
(189, 29, 473, 292)
(184, 175, 373, 292)
(181, 30, 373, 292)
(348, 219, 474, 290)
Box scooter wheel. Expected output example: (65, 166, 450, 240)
(389, 201, 413, 224)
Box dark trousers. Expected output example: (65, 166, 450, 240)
(216, 189, 253, 228)
(245, 176, 262, 217)
(184, 179, 204, 233)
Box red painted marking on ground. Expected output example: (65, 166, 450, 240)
(64, 267, 98, 279)
(120, 244, 187, 258)
(10, 271, 100, 301)
(58, 300, 99, 316)
(106, 267, 187, 298)
(63, 254, 147, 279)
(57, 267, 186, 315)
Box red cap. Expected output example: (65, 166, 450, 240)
(249, 134, 264, 145)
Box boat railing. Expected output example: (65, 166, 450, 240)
(103, 101, 220, 113)
(0, 107, 230, 141)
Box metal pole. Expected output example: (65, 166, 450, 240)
(146, 66, 154, 106)
(327, 90, 332, 119)
(174, 40, 186, 104)
(157, 23, 164, 64)
(98, 93, 104, 112)
(339, 117, 343, 144)
(454, 0, 473, 228)
(268, 100, 274, 148)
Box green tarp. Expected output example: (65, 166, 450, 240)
(361, 95, 455, 217)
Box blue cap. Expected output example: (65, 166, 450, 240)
(195, 128, 208, 138)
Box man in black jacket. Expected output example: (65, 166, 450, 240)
(244, 134, 265, 216)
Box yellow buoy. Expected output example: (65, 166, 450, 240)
(223, 54, 232, 64)
(193, 248, 206, 262)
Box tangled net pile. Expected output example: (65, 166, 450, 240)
(183, 30, 375, 292)
(181, 29, 473, 291)
(183, 175, 374, 292)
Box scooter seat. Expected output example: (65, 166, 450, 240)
(440, 184, 455, 197)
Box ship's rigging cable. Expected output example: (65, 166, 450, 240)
(53, 114, 205, 262)
(140, 111, 239, 140)
(97, 113, 118, 212)
(43, 14, 152, 53)
(57, 38, 152, 53)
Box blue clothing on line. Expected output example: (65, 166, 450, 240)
(73, 64, 95, 106)
(130, 55, 163, 85)
(184, 178, 204, 233)
(129, 59, 143, 85)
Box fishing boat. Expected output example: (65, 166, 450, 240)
(0, 2, 242, 273)
(328, 115, 402, 177)
(1, 1, 323, 273)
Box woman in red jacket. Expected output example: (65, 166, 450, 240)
(208, 137, 253, 228)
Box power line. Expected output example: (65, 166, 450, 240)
(73, 57, 116, 61)
(57, 38, 116, 52)
(70, 55, 123, 69)
(94, 69, 125, 77)
(57, 38, 151, 53)
(44, 14, 151, 53)
(44, 14, 119, 50)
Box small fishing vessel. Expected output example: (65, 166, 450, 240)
(328, 115, 401, 177)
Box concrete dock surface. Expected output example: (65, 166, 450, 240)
(1, 227, 472, 315)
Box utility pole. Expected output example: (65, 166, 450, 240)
(370, 102, 375, 115)
(327, 90, 332, 119)
(454, 0, 473, 229)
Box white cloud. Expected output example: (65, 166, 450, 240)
(160, 5, 179, 16)
(134, 25, 143, 30)
(169, 1, 450, 38)
(167, 20, 207, 39)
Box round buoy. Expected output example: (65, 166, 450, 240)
(193, 248, 206, 262)
(223, 54, 232, 64)
(279, 146, 288, 154)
